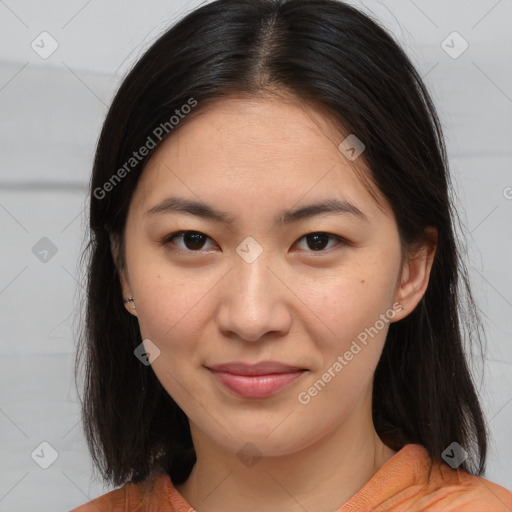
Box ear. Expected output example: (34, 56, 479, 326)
(110, 232, 138, 317)
(392, 227, 438, 322)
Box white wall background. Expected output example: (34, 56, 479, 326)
(0, 0, 511, 510)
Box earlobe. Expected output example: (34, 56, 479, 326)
(393, 227, 438, 321)
(110, 232, 138, 317)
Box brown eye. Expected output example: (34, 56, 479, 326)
(163, 231, 216, 251)
(294, 232, 344, 252)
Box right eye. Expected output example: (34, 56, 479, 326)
(162, 231, 218, 252)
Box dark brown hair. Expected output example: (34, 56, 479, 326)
(75, 0, 488, 487)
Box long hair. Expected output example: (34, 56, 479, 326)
(75, 0, 488, 487)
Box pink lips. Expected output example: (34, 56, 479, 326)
(207, 361, 307, 399)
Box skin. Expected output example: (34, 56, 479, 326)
(112, 93, 437, 512)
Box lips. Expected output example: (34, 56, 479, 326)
(206, 361, 307, 398)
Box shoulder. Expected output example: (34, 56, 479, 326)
(68, 472, 187, 512)
(341, 444, 512, 512)
(68, 481, 136, 512)
(391, 445, 512, 511)
(419, 463, 512, 512)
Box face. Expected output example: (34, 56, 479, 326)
(114, 94, 432, 458)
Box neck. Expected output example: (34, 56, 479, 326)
(175, 396, 397, 512)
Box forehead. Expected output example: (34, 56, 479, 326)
(129, 94, 391, 222)
(171, 93, 349, 159)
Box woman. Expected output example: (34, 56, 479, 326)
(71, 0, 512, 510)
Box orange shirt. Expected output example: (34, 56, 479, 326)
(70, 443, 512, 511)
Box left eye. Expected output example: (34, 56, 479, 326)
(162, 231, 344, 253)
(294, 232, 342, 252)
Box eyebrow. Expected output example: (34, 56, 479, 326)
(145, 196, 369, 225)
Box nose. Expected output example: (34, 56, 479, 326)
(216, 252, 292, 342)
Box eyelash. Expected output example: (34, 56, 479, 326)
(161, 230, 348, 254)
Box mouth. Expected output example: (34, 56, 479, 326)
(206, 361, 308, 399)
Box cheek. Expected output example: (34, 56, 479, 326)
(133, 271, 213, 406)
(130, 267, 215, 352)
(294, 253, 399, 343)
